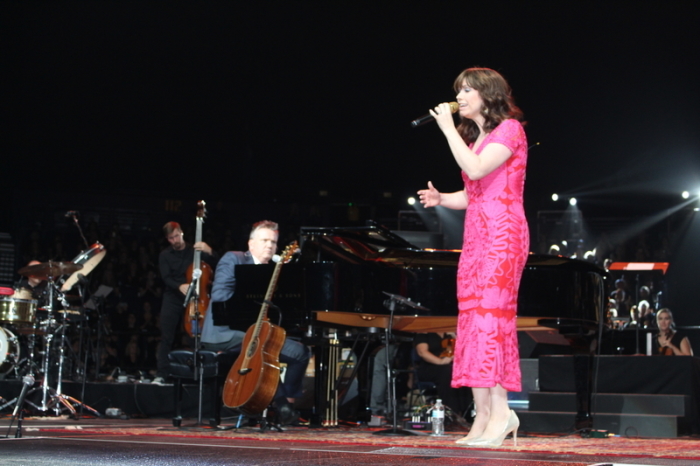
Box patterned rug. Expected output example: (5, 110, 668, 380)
(33, 423, 700, 460)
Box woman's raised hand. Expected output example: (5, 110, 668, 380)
(418, 181, 441, 207)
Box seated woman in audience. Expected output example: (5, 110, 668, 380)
(656, 308, 693, 356)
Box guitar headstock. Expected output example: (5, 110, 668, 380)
(196, 200, 207, 220)
(280, 241, 299, 264)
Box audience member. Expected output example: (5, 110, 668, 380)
(656, 308, 693, 356)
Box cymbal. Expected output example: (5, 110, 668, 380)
(17, 261, 83, 279)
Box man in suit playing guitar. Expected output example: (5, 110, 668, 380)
(154, 221, 217, 385)
(201, 220, 310, 424)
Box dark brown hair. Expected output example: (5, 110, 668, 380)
(162, 221, 181, 237)
(453, 67, 524, 143)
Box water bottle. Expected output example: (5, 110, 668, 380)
(431, 399, 445, 436)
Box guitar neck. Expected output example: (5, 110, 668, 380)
(254, 258, 284, 329)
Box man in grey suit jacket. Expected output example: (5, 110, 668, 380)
(201, 220, 310, 422)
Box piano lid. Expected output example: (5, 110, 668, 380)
(300, 222, 460, 267)
(214, 222, 607, 336)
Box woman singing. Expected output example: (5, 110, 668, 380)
(418, 67, 528, 447)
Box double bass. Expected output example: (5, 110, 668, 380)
(183, 201, 213, 337)
(222, 242, 297, 415)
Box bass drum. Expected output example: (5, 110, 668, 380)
(0, 327, 20, 375)
(61, 242, 106, 292)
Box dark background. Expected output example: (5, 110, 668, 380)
(2, 2, 699, 318)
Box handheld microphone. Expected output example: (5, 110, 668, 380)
(12, 375, 35, 418)
(410, 102, 459, 128)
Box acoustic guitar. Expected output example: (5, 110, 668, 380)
(222, 241, 298, 415)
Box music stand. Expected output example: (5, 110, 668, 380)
(83, 285, 113, 381)
(373, 292, 422, 437)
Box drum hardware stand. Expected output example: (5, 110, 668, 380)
(51, 310, 100, 418)
(79, 314, 92, 417)
(74, 282, 97, 416)
(23, 278, 100, 418)
(374, 293, 420, 437)
(18, 326, 42, 378)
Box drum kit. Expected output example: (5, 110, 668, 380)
(0, 242, 106, 419)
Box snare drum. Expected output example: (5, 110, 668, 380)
(0, 296, 38, 324)
(0, 327, 20, 375)
(61, 242, 106, 291)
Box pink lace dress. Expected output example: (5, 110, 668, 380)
(451, 119, 529, 392)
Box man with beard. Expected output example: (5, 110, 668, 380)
(153, 221, 217, 384)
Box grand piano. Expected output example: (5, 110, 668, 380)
(212, 222, 608, 427)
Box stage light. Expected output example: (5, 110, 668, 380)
(407, 197, 416, 206)
(682, 191, 690, 199)
(551, 193, 559, 201)
(569, 197, 577, 206)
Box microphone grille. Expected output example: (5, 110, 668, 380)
(448, 102, 459, 113)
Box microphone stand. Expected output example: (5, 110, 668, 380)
(374, 293, 416, 437)
(4, 375, 34, 438)
(93, 295, 107, 380)
(68, 212, 90, 250)
(634, 274, 641, 354)
(183, 274, 206, 427)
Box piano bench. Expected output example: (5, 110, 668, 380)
(167, 349, 238, 428)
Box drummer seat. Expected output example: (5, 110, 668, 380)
(167, 349, 238, 428)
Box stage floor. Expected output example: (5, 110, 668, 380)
(1, 416, 699, 466)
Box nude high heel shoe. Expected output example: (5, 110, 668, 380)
(455, 435, 481, 445)
(468, 410, 519, 447)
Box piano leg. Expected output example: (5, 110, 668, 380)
(572, 353, 593, 433)
(312, 338, 340, 427)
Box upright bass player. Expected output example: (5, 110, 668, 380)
(154, 221, 217, 385)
